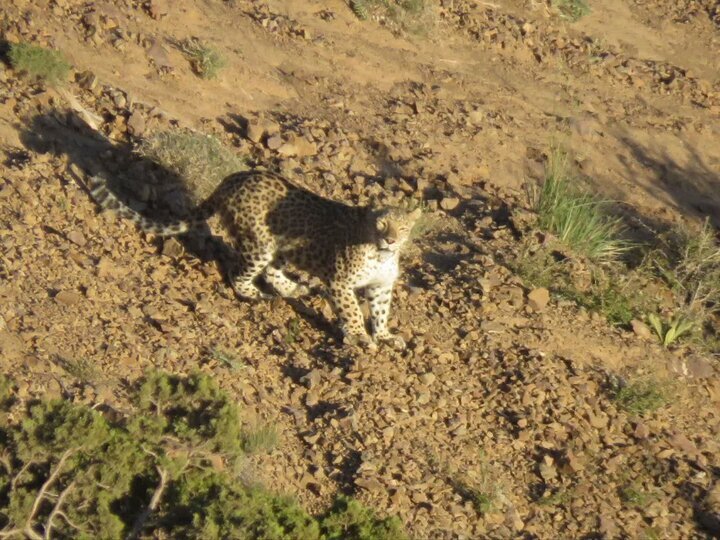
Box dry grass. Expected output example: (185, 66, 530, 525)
(136, 130, 248, 201)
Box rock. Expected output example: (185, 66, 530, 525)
(77, 70, 98, 90)
(419, 372, 436, 385)
(162, 238, 184, 258)
(527, 288, 550, 311)
(55, 290, 82, 306)
(67, 230, 87, 247)
(633, 423, 650, 439)
(539, 456, 557, 481)
(245, 121, 265, 143)
(266, 134, 282, 150)
(146, 40, 172, 70)
(668, 432, 699, 456)
(0, 331, 24, 362)
(468, 110, 485, 124)
(631, 319, 654, 341)
(127, 111, 146, 136)
(440, 197, 460, 211)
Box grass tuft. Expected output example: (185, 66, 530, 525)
(612, 378, 668, 416)
(179, 38, 226, 79)
(8, 42, 71, 85)
(530, 148, 628, 263)
(242, 423, 280, 454)
(552, 0, 591, 21)
(136, 130, 247, 201)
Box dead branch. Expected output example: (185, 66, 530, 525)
(125, 465, 169, 540)
(44, 480, 77, 539)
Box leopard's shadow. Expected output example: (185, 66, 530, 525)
(17, 110, 248, 293)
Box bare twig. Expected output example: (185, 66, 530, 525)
(26, 449, 76, 526)
(125, 466, 169, 540)
(10, 460, 34, 490)
(0, 529, 22, 538)
(44, 480, 77, 539)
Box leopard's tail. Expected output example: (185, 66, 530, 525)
(89, 175, 216, 236)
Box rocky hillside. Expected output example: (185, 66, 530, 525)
(1, 0, 719, 538)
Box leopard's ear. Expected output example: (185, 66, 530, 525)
(368, 193, 380, 208)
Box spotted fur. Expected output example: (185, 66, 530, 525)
(90, 170, 421, 349)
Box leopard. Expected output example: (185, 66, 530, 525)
(89, 169, 421, 350)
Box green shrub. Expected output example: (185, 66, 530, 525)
(552, 0, 590, 21)
(612, 379, 668, 416)
(0, 372, 405, 539)
(320, 496, 408, 540)
(8, 43, 71, 85)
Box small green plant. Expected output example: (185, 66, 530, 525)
(449, 452, 500, 515)
(242, 423, 279, 454)
(531, 148, 627, 263)
(620, 485, 655, 507)
(211, 347, 245, 371)
(179, 38, 226, 79)
(552, 0, 591, 21)
(8, 42, 71, 85)
(612, 378, 668, 416)
(536, 489, 572, 507)
(647, 313, 694, 347)
(349, 0, 434, 35)
(56, 355, 100, 383)
(284, 317, 301, 345)
(136, 130, 247, 201)
(647, 219, 720, 349)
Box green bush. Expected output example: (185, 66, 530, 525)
(0, 372, 404, 539)
(8, 43, 71, 85)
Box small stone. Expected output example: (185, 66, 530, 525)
(440, 197, 460, 211)
(468, 110, 484, 124)
(419, 372, 436, 385)
(113, 92, 127, 108)
(631, 319, 654, 341)
(527, 287, 550, 311)
(67, 230, 87, 247)
(162, 238, 184, 258)
(245, 121, 265, 143)
(266, 134, 282, 150)
(633, 423, 650, 439)
(55, 290, 82, 306)
(127, 111, 146, 136)
(77, 70, 98, 90)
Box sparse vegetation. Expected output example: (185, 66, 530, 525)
(620, 485, 656, 507)
(612, 378, 669, 416)
(0, 372, 405, 539)
(645, 219, 720, 349)
(349, 0, 434, 35)
(179, 38, 226, 79)
(530, 148, 628, 263)
(8, 42, 71, 85)
(536, 489, 572, 507)
(136, 130, 248, 200)
(450, 454, 501, 515)
(552, 0, 591, 21)
(211, 347, 246, 371)
(241, 423, 280, 454)
(647, 313, 694, 347)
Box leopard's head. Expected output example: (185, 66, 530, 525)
(374, 207, 422, 253)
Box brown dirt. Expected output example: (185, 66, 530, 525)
(1, 0, 719, 538)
